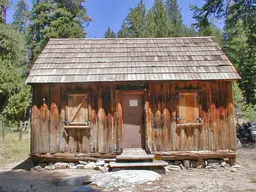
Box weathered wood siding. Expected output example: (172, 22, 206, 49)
(31, 81, 236, 154)
(145, 81, 236, 152)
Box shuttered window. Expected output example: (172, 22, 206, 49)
(177, 92, 199, 124)
(67, 94, 88, 124)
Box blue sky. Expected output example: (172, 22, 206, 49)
(7, 0, 204, 38)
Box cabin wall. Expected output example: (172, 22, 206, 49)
(31, 81, 236, 155)
(31, 83, 122, 154)
(145, 81, 236, 152)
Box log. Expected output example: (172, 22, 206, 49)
(64, 126, 92, 129)
(32, 105, 40, 153)
(40, 104, 50, 153)
(155, 150, 236, 160)
(50, 103, 60, 153)
(30, 153, 98, 162)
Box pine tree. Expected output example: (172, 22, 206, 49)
(147, 0, 169, 37)
(12, 0, 29, 33)
(117, 0, 147, 38)
(27, 0, 91, 63)
(104, 27, 116, 38)
(165, 0, 182, 36)
(117, 22, 130, 38)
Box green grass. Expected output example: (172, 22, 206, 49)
(0, 132, 30, 165)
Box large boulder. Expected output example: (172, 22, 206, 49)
(92, 170, 161, 189)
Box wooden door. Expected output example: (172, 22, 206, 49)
(122, 94, 143, 148)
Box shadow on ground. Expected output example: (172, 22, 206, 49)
(0, 158, 102, 192)
(12, 157, 34, 171)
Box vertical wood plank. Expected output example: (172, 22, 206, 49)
(194, 127, 199, 150)
(155, 110, 162, 151)
(59, 109, 68, 152)
(82, 133, 90, 153)
(163, 108, 170, 151)
(32, 105, 40, 153)
(91, 110, 97, 152)
(145, 102, 153, 152)
(228, 103, 236, 150)
(209, 104, 216, 150)
(97, 108, 105, 153)
(107, 113, 114, 152)
(40, 104, 50, 153)
(49, 103, 60, 153)
(104, 115, 108, 152)
(68, 129, 75, 153)
(180, 128, 185, 151)
(203, 111, 209, 150)
(117, 103, 123, 152)
(219, 107, 226, 149)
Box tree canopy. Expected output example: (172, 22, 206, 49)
(12, 0, 29, 33)
(104, 27, 116, 38)
(116, 0, 197, 38)
(0, 0, 91, 126)
(0, 23, 31, 124)
(192, 0, 256, 120)
(27, 0, 91, 63)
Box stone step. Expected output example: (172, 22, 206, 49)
(109, 160, 168, 170)
(121, 148, 147, 155)
(116, 154, 155, 162)
(117, 148, 155, 162)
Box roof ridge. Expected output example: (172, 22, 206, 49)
(49, 36, 215, 41)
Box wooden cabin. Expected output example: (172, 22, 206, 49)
(26, 37, 241, 162)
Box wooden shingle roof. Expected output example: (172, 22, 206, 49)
(26, 37, 240, 83)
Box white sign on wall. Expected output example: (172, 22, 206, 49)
(129, 100, 138, 107)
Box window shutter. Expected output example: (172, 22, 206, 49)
(67, 94, 88, 123)
(178, 92, 199, 124)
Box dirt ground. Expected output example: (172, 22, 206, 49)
(0, 147, 256, 192)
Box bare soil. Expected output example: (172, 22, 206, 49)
(0, 147, 256, 192)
